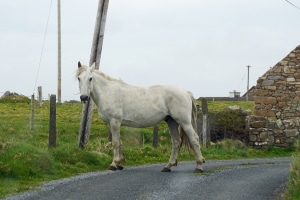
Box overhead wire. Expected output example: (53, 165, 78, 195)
(33, 0, 53, 95)
(284, 0, 300, 9)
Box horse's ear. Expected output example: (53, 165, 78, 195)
(78, 61, 82, 68)
(90, 62, 96, 72)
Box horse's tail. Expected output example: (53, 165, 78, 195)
(179, 92, 198, 150)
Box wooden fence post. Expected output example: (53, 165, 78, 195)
(49, 94, 56, 148)
(38, 86, 43, 106)
(30, 94, 34, 130)
(78, 0, 109, 148)
(152, 125, 159, 148)
(202, 98, 208, 148)
(108, 126, 112, 142)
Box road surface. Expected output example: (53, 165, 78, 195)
(3, 157, 291, 200)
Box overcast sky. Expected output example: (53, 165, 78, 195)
(1, 0, 300, 101)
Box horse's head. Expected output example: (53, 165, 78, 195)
(77, 61, 95, 103)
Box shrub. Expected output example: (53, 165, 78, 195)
(198, 109, 248, 143)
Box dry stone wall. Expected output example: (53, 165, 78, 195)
(247, 45, 300, 147)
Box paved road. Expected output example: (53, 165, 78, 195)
(3, 157, 291, 200)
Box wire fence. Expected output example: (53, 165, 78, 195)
(0, 91, 80, 103)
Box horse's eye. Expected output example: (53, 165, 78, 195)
(89, 77, 92, 81)
(78, 77, 80, 81)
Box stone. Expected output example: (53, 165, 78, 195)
(278, 102, 286, 108)
(287, 77, 296, 82)
(279, 61, 288, 66)
(255, 89, 269, 96)
(255, 96, 277, 104)
(288, 82, 300, 85)
(294, 95, 300, 101)
(265, 86, 276, 90)
(289, 53, 296, 57)
(255, 110, 276, 117)
(284, 129, 298, 137)
(268, 76, 285, 80)
(262, 80, 275, 86)
(249, 135, 257, 142)
(251, 121, 266, 128)
(276, 119, 283, 129)
(294, 73, 300, 80)
(273, 129, 284, 135)
(275, 81, 287, 86)
(281, 96, 290, 101)
(227, 105, 241, 110)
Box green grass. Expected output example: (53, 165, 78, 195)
(0, 100, 296, 198)
(197, 100, 255, 112)
(285, 139, 300, 200)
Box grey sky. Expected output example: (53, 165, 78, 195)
(1, 0, 300, 100)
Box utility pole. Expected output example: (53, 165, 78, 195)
(246, 65, 251, 101)
(78, 0, 109, 148)
(57, 0, 61, 103)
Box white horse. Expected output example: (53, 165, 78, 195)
(76, 62, 205, 173)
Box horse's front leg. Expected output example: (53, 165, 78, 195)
(162, 118, 181, 172)
(108, 119, 125, 171)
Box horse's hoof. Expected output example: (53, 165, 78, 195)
(161, 167, 171, 172)
(117, 166, 124, 170)
(108, 166, 117, 171)
(194, 168, 204, 173)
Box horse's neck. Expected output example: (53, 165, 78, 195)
(90, 72, 110, 107)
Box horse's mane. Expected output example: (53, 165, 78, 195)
(75, 65, 126, 84)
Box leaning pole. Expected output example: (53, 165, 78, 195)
(78, 0, 109, 148)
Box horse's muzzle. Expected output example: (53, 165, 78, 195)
(80, 95, 89, 102)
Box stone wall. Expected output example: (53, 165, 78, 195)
(247, 45, 300, 147)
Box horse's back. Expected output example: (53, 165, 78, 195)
(118, 84, 193, 127)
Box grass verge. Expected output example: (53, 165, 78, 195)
(284, 139, 300, 200)
(0, 100, 295, 198)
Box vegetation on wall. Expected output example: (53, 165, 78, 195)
(197, 100, 253, 143)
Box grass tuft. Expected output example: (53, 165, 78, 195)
(285, 139, 300, 200)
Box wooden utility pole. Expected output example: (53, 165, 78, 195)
(78, 0, 109, 148)
(57, 0, 62, 103)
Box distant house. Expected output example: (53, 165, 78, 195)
(242, 86, 256, 100)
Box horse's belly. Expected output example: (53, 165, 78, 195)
(121, 112, 166, 128)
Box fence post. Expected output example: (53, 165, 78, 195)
(38, 86, 43, 106)
(49, 94, 56, 148)
(108, 125, 112, 142)
(202, 98, 208, 148)
(30, 94, 34, 130)
(152, 125, 159, 148)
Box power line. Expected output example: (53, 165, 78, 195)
(33, 0, 53, 94)
(284, 0, 300, 9)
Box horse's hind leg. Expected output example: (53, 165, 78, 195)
(181, 124, 205, 172)
(108, 119, 125, 171)
(162, 117, 181, 172)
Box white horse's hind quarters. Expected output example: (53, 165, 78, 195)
(76, 62, 205, 173)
